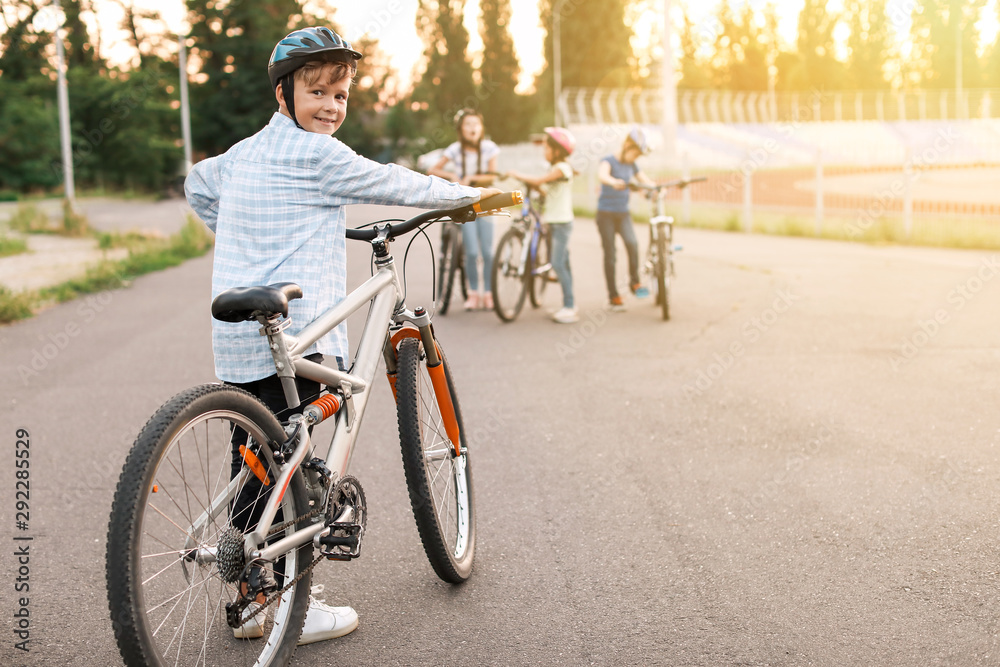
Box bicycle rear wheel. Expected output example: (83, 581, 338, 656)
(107, 384, 312, 667)
(529, 224, 552, 308)
(395, 337, 476, 583)
(491, 226, 529, 322)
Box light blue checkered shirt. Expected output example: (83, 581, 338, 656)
(186, 112, 481, 383)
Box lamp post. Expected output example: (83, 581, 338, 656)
(553, 0, 565, 127)
(178, 34, 193, 173)
(52, 0, 76, 207)
(661, 0, 677, 160)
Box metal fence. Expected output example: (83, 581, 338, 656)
(560, 87, 1000, 126)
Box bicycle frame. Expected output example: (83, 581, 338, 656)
(189, 227, 452, 566)
(515, 187, 549, 277)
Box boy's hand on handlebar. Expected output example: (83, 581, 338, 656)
(612, 178, 628, 191)
(476, 187, 502, 201)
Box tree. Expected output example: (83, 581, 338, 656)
(677, 10, 713, 90)
(709, 2, 770, 90)
(534, 0, 637, 124)
(0, 78, 61, 190)
(0, 1, 51, 81)
(478, 0, 528, 143)
(907, 0, 985, 89)
(184, 0, 302, 156)
(845, 0, 892, 89)
(410, 0, 477, 148)
(791, 0, 849, 91)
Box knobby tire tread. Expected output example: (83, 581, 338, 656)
(395, 338, 476, 584)
(106, 384, 310, 667)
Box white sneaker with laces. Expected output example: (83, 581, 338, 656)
(297, 586, 359, 645)
(551, 307, 579, 324)
(233, 608, 265, 640)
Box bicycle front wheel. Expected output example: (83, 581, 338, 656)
(107, 384, 312, 667)
(491, 226, 529, 322)
(656, 225, 671, 320)
(437, 226, 460, 315)
(395, 337, 476, 583)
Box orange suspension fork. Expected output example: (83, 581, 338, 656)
(389, 321, 462, 456)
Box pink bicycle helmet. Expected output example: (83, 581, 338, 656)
(543, 127, 576, 156)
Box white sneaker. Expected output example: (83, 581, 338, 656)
(551, 307, 579, 324)
(233, 608, 265, 640)
(297, 595, 359, 645)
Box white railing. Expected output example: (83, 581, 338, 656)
(560, 88, 1000, 126)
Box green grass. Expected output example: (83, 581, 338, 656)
(7, 204, 51, 234)
(6, 201, 91, 236)
(0, 235, 28, 258)
(0, 287, 33, 322)
(0, 216, 213, 324)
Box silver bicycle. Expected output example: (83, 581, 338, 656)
(106, 191, 521, 667)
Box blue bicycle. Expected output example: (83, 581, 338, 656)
(490, 183, 553, 322)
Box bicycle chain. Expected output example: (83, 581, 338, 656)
(232, 506, 327, 627)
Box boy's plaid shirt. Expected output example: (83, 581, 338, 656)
(186, 112, 480, 383)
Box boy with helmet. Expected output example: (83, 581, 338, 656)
(506, 127, 578, 324)
(596, 126, 656, 311)
(185, 26, 500, 644)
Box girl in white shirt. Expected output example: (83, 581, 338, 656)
(506, 127, 578, 324)
(429, 109, 501, 310)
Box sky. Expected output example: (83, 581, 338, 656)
(30, 0, 1000, 92)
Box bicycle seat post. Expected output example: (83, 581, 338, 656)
(257, 313, 300, 409)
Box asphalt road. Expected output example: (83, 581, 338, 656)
(2, 205, 1000, 666)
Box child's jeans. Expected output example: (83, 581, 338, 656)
(550, 221, 574, 308)
(595, 210, 639, 299)
(461, 216, 495, 292)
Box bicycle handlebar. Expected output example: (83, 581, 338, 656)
(345, 190, 523, 241)
(629, 176, 707, 192)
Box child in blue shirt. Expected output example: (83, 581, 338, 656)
(596, 127, 655, 311)
(185, 26, 499, 646)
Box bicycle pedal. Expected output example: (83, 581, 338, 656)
(316, 475, 367, 560)
(316, 522, 365, 560)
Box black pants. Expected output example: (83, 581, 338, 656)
(227, 353, 343, 534)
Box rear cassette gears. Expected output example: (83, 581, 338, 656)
(216, 527, 246, 583)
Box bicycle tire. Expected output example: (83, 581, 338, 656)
(657, 226, 671, 321)
(491, 226, 529, 322)
(395, 337, 476, 583)
(437, 226, 459, 315)
(107, 384, 312, 667)
(529, 224, 551, 308)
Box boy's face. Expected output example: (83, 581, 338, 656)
(276, 64, 350, 135)
(622, 145, 642, 163)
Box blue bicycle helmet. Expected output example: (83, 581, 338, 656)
(268, 27, 362, 90)
(268, 27, 362, 130)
